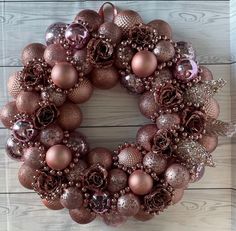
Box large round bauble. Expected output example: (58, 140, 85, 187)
(172, 188, 185, 204)
(147, 19, 172, 38)
(200, 66, 213, 81)
(0, 101, 18, 128)
(153, 40, 175, 62)
(45, 22, 67, 45)
(118, 147, 143, 167)
(139, 91, 158, 118)
(156, 113, 181, 130)
(41, 87, 66, 107)
(42, 198, 64, 210)
(102, 211, 128, 227)
(134, 208, 154, 221)
(107, 169, 128, 193)
(60, 187, 83, 209)
(24, 146, 44, 169)
(198, 135, 218, 153)
(69, 207, 96, 224)
(8, 71, 22, 98)
(18, 163, 36, 189)
(5, 137, 24, 161)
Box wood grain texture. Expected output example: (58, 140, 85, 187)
(0, 189, 233, 231)
(0, 1, 230, 66)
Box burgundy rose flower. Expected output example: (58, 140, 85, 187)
(182, 108, 206, 137)
(154, 83, 183, 109)
(144, 186, 172, 213)
(84, 164, 108, 190)
(87, 38, 114, 68)
(34, 104, 58, 129)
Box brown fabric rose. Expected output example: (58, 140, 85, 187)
(144, 186, 172, 213)
(154, 83, 183, 110)
(182, 108, 206, 137)
(87, 38, 114, 68)
(152, 129, 173, 157)
(34, 104, 58, 129)
(84, 164, 108, 190)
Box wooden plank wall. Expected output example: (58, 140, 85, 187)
(0, 1, 235, 231)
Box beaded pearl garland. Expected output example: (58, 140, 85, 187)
(0, 2, 235, 227)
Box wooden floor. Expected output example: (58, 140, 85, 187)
(0, 1, 235, 230)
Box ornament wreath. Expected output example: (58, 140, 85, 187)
(0, 2, 235, 227)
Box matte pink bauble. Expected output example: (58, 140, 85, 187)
(172, 188, 185, 204)
(131, 50, 157, 78)
(42, 198, 64, 210)
(200, 66, 213, 81)
(198, 135, 218, 153)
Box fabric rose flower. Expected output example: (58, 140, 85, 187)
(182, 108, 206, 137)
(34, 104, 58, 129)
(154, 83, 183, 110)
(87, 38, 114, 68)
(84, 164, 108, 190)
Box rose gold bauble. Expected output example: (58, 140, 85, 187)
(51, 62, 78, 89)
(200, 66, 213, 81)
(58, 102, 82, 130)
(16, 91, 40, 114)
(102, 211, 128, 227)
(8, 71, 22, 98)
(153, 40, 175, 62)
(74, 9, 102, 31)
(39, 124, 64, 147)
(165, 164, 190, 188)
(21, 43, 46, 66)
(117, 193, 140, 216)
(148, 19, 172, 38)
(156, 113, 181, 130)
(41, 88, 66, 107)
(172, 188, 185, 204)
(136, 124, 159, 151)
(0, 101, 18, 128)
(42, 198, 64, 210)
(131, 50, 157, 78)
(98, 22, 122, 44)
(204, 98, 220, 119)
(198, 135, 218, 153)
(87, 147, 113, 169)
(60, 187, 83, 209)
(134, 208, 154, 221)
(23, 146, 44, 169)
(139, 92, 159, 118)
(44, 44, 67, 67)
(107, 169, 128, 193)
(114, 10, 143, 36)
(118, 147, 143, 167)
(66, 160, 88, 182)
(18, 163, 36, 189)
(68, 79, 93, 104)
(91, 66, 119, 90)
(128, 170, 153, 195)
(143, 152, 167, 174)
(69, 207, 96, 224)
(46, 144, 72, 170)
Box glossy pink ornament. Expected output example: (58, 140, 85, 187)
(176, 41, 196, 60)
(174, 59, 198, 82)
(45, 22, 67, 45)
(65, 23, 90, 49)
(5, 137, 24, 161)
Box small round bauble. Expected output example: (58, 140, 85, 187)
(131, 50, 157, 78)
(177, 41, 196, 60)
(118, 147, 143, 167)
(5, 137, 24, 161)
(87, 147, 113, 169)
(8, 71, 22, 98)
(98, 22, 122, 44)
(39, 124, 64, 147)
(68, 79, 93, 104)
(156, 113, 181, 130)
(114, 10, 143, 36)
(21, 43, 46, 66)
(120, 74, 145, 94)
(0, 101, 18, 128)
(16, 91, 40, 114)
(42, 198, 64, 210)
(102, 211, 128, 227)
(147, 19, 172, 38)
(117, 193, 140, 216)
(74, 9, 102, 32)
(65, 22, 90, 49)
(198, 135, 218, 153)
(60, 187, 83, 209)
(46, 144, 72, 170)
(18, 163, 36, 189)
(136, 124, 159, 151)
(69, 207, 96, 224)
(204, 97, 220, 119)
(41, 88, 66, 107)
(51, 62, 78, 89)
(45, 22, 67, 46)
(91, 66, 119, 89)
(172, 188, 184, 204)
(200, 66, 213, 81)
(44, 44, 67, 67)
(134, 208, 154, 221)
(174, 58, 198, 82)
(165, 164, 190, 188)
(143, 152, 167, 174)
(58, 102, 82, 130)
(139, 91, 158, 118)
(107, 169, 128, 193)
(128, 170, 153, 195)
(24, 146, 44, 169)
(153, 40, 175, 62)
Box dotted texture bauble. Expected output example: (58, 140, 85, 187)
(118, 147, 143, 167)
(8, 71, 22, 98)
